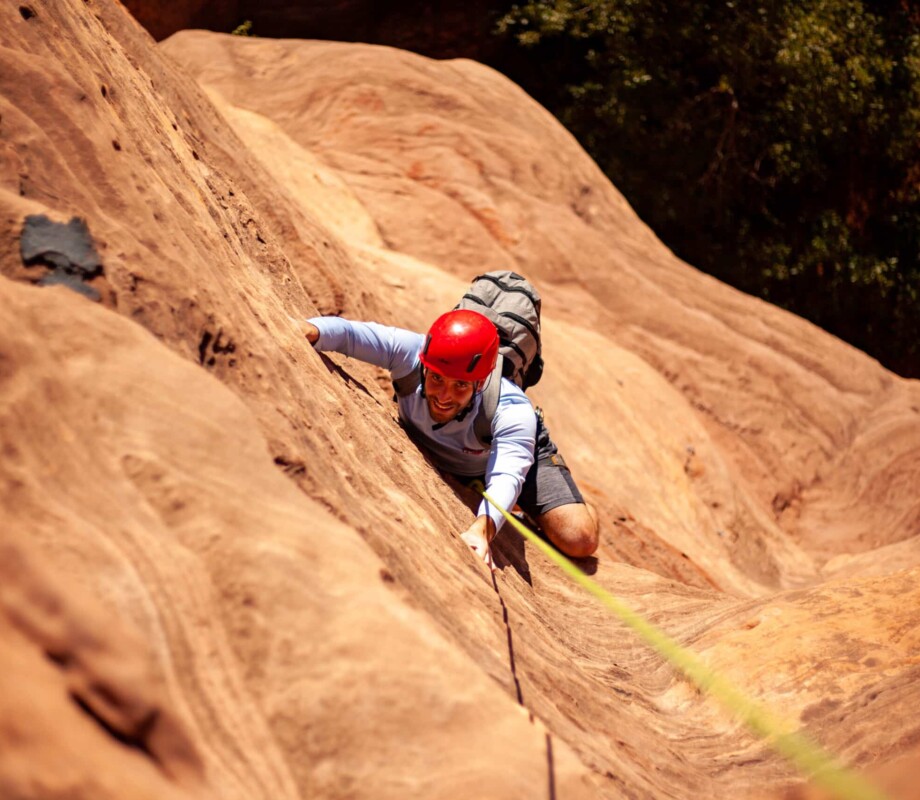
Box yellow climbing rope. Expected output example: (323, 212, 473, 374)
(475, 484, 890, 800)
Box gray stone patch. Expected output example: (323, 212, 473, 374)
(20, 214, 103, 301)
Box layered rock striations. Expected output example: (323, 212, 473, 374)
(1, 2, 919, 798)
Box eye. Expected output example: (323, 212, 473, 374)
(455, 381, 471, 391)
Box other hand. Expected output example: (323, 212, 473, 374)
(460, 516, 497, 570)
(292, 318, 320, 345)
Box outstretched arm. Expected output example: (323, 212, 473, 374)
(298, 316, 424, 378)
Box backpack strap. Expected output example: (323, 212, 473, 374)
(392, 364, 423, 398)
(472, 355, 503, 446)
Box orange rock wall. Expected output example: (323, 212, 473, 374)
(1, 2, 919, 799)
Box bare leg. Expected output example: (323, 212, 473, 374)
(536, 502, 599, 558)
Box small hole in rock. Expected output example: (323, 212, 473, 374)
(192, 150, 200, 160)
(101, 85, 107, 98)
(112, 140, 121, 151)
(20, 6, 35, 20)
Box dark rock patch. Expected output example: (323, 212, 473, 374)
(20, 214, 104, 301)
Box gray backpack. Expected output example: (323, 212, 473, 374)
(456, 271, 543, 391)
(394, 271, 543, 447)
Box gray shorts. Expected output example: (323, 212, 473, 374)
(516, 409, 584, 518)
(457, 409, 584, 519)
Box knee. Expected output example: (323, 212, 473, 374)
(569, 503, 599, 557)
(545, 504, 599, 558)
(562, 523, 599, 558)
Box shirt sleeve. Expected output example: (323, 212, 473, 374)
(477, 399, 536, 531)
(309, 317, 424, 379)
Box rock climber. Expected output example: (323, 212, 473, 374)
(299, 309, 598, 568)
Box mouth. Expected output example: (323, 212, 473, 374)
(429, 399, 456, 416)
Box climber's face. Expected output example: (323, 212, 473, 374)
(424, 369, 477, 423)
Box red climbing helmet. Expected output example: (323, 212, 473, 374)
(419, 310, 499, 382)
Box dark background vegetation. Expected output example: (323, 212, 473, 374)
(127, 0, 919, 377)
(494, 1, 920, 378)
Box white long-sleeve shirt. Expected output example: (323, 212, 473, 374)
(310, 317, 536, 530)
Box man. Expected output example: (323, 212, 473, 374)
(300, 309, 598, 567)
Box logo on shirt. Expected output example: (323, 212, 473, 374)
(461, 447, 487, 455)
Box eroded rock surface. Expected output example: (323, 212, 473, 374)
(1, 2, 919, 798)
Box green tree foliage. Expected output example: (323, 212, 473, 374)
(231, 20, 255, 37)
(496, 0, 920, 376)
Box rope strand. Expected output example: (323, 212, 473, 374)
(474, 483, 889, 800)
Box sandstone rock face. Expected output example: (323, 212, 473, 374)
(1, 3, 919, 799)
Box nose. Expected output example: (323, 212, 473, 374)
(430, 382, 459, 407)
